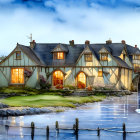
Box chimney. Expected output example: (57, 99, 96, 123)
(85, 40, 90, 45)
(106, 39, 112, 44)
(135, 45, 137, 48)
(69, 40, 74, 46)
(30, 40, 36, 49)
(121, 40, 126, 44)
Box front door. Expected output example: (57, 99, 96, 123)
(77, 72, 86, 89)
(53, 70, 63, 88)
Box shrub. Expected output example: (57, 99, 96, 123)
(46, 82, 51, 90)
(87, 86, 92, 91)
(39, 75, 47, 89)
(64, 85, 77, 90)
(55, 84, 63, 89)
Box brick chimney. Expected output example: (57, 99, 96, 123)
(106, 39, 112, 44)
(30, 40, 36, 49)
(85, 40, 90, 45)
(69, 40, 74, 46)
(135, 45, 137, 48)
(121, 40, 126, 44)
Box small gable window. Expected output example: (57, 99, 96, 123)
(101, 53, 108, 61)
(54, 52, 64, 60)
(16, 51, 21, 60)
(98, 69, 103, 77)
(84, 54, 92, 62)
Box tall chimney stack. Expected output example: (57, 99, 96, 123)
(106, 39, 112, 44)
(69, 40, 74, 46)
(121, 40, 126, 44)
(85, 40, 90, 45)
(30, 40, 36, 49)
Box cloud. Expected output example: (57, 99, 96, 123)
(0, 0, 140, 55)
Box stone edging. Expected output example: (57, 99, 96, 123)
(0, 108, 52, 117)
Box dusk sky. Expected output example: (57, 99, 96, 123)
(0, 0, 140, 55)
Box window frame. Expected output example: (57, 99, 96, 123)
(84, 54, 92, 62)
(98, 70, 103, 77)
(100, 53, 108, 61)
(11, 68, 24, 84)
(53, 52, 64, 60)
(16, 51, 21, 60)
(133, 55, 140, 60)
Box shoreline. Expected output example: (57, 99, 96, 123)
(0, 100, 103, 117)
(0, 91, 136, 117)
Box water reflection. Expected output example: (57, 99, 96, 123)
(0, 93, 140, 140)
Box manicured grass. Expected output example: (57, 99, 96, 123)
(0, 95, 106, 108)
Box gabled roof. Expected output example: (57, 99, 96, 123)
(18, 44, 44, 66)
(113, 56, 132, 69)
(5, 41, 139, 69)
(33, 43, 84, 66)
(51, 43, 68, 53)
(31, 42, 139, 68)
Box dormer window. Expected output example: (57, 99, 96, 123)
(133, 55, 140, 60)
(100, 53, 108, 61)
(54, 52, 64, 60)
(16, 51, 21, 60)
(84, 54, 92, 62)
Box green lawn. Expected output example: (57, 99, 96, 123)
(0, 95, 106, 108)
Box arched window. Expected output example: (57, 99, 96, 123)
(77, 72, 86, 89)
(53, 70, 64, 89)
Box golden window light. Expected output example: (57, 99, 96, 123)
(84, 54, 92, 62)
(11, 68, 24, 84)
(101, 53, 108, 61)
(54, 52, 64, 60)
(98, 71, 103, 77)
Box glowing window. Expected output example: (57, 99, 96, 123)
(77, 72, 86, 89)
(84, 54, 92, 62)
(54, 52, 64, 60)
(98, 70, 103, 77)
(16, 51, 21, 60)
(101, 53, 108, 61)
(11, 68, 24, 84)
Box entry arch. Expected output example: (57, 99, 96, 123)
(76, 71, 87, 89)
(52, 70, 64, 89)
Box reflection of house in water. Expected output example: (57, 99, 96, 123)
(0, 39, 140, 90)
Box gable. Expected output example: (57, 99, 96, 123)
(99, 47, 109, 53)
(119, 48, 127, 60)
(83, 46, 92, 54)
(0, 46, 37, 67)
(76, 46, 101, 66)
(52, 45, 63, 52)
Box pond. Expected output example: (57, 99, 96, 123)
(0, 92, 140, 140)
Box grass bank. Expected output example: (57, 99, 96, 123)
(0, 94, 106, 108)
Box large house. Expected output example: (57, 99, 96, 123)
(0, 40, 140, 91)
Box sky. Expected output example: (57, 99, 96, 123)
(0, 0, 140, 55)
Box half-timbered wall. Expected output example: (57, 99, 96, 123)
(0, 47, 36, 67)
(0, 47, 39, 87)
